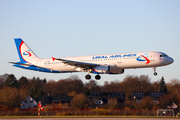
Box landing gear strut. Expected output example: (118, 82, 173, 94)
(153, 67, 157, 76)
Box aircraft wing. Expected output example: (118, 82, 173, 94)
(55, 58, 99, 70)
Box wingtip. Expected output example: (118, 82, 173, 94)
(52, 57, 56, 61)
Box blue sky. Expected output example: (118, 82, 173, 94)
(0, 0, 179, 85)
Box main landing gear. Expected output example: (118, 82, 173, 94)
(153, 67, 157, 76)
(85, 74, 101, 80)
(95, 74, 101, 80)
(85, 74, 91, 80)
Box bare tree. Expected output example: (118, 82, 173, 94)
(84, 80, 101, 92)
(168, 79, 180, 95)
(108, 98, 118, 108)
(43, 80, 57, 96)
(70, 94, 88, 110)
(138, 96, 153, 110)
(158, 94, 170, 109)
(0, 87, 19, 108)
(102, 80, 120, 92)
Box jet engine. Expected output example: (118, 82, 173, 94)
(110, 69, 124, 74)
(92, 66, 110, 74)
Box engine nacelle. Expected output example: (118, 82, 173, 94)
(110, 69, 124, 74)
(92, 66, 110, 74)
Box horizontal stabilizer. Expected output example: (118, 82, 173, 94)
(9, 62, 31, 67)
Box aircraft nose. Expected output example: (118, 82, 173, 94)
(167, 57, 174, 64)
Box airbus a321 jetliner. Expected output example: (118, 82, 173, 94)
(9, 38, 174, 80)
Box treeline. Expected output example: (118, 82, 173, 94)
(0, 73, 180, 110)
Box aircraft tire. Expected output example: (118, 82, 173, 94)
(95, 74, 101, 80)
(153, 72, 157, 76)
(85, 74, 91, 80)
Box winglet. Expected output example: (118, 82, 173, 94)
(52, 57, 56, 61)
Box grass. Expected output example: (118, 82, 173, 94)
(0, 115, 179, 118)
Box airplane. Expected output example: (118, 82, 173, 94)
(9, 38, 174, 80)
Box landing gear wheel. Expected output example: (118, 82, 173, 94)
(85, 74, 91, 80)
(154, 72, 157, 76)
(95, 74, 101, 80)
(153, 67, 157, 76)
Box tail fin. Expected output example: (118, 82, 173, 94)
(14, 38, 40, 63)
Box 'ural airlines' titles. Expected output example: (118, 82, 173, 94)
(92, 54, 137, 59)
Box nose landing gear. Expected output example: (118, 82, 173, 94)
(153, 67, 157, 76)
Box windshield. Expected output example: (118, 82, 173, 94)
(160, 54, 168, 57)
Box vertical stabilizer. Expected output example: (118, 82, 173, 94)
(14, 38, 40, 63)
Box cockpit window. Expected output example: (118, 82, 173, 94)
(160, 54, 168, 57)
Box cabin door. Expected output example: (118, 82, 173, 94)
(150, 52, 155, 61)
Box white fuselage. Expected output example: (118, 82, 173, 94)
(33, 51, 173, 73)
